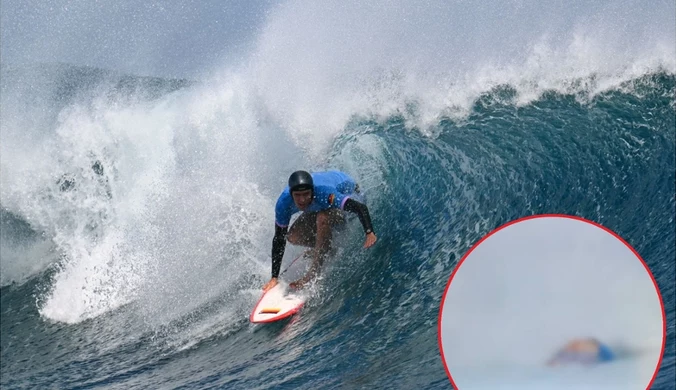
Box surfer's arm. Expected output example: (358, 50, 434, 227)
(343, 198, 377, 248)
(271, 224, 288, 278)
(343, 198, 374, 234)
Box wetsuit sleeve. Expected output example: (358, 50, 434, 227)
(271, 224, 288, 278)
(343, 198, 375, 234)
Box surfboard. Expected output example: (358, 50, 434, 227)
(249, 283, 305, 323)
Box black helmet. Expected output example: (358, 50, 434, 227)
(288, 170, 313, 193)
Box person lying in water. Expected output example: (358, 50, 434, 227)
(547, 338, 615, 366)
(262, 170, 377, 291)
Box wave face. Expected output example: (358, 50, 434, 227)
(1, 1, 674, 388)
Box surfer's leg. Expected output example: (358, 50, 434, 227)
(289, 209, 344, 288)
(287, 212, 318, 247)
(313, 209, 345, 264)
(288, 209, 346, 289)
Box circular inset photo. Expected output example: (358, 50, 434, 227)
(438, 215, 665, 390)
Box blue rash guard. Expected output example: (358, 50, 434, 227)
(596, 342, 615, 362)
(274, 170, 362, 228)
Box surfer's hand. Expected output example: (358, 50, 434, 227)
(262, 278, 278, 292)
(364, 232, 377, 248)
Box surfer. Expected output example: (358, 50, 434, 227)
(546, 338, 615, 366)
(262, 170, 377, 291)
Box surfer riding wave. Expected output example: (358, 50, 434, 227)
(262, 170, 377, 291)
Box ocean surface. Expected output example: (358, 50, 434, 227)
(1, 2, 675, 388)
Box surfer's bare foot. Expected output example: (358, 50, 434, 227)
(262, 278, 278, 291)
(288, 280, 304, 289)
(289, 276, 312, 289)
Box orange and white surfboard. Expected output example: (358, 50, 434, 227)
(250, 283, 305, 323)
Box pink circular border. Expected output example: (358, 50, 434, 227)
(437, 213, 667, 389)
